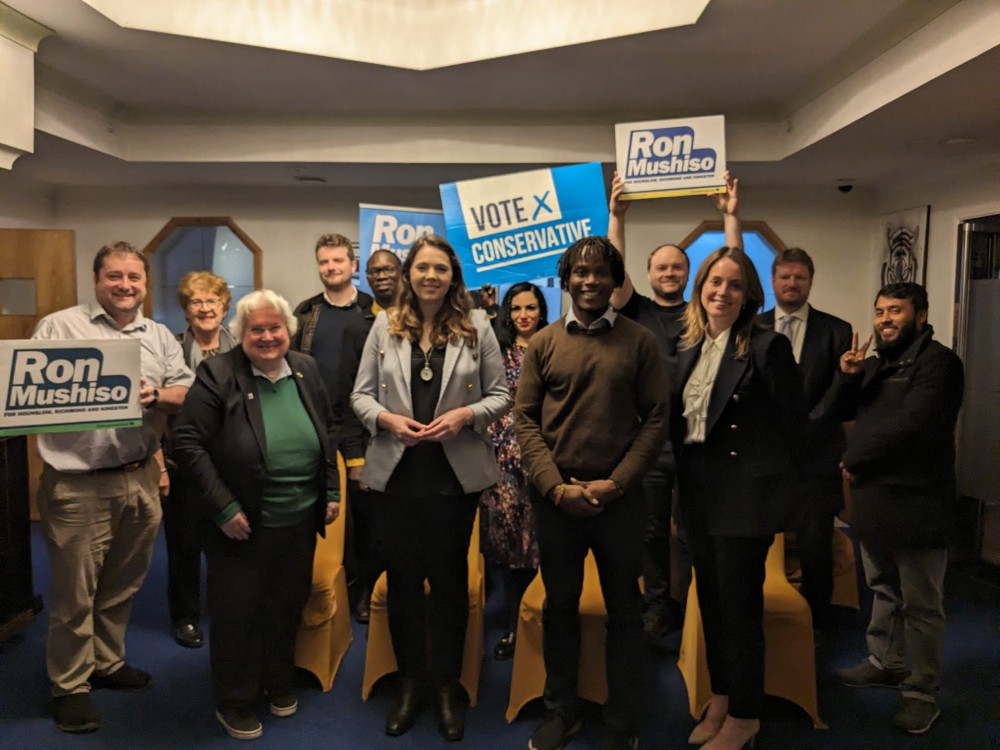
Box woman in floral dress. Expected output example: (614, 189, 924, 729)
(481, 282, 549, 660)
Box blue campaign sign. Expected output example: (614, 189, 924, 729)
(357, 204, 447, 294)
(439, 162, 609, 287)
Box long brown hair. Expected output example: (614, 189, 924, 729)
(387, 234, 477, 348)
(680, 246, 764, 359)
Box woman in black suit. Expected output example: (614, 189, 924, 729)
(673, 247, 807, 750)
(173, 289, 340, 742)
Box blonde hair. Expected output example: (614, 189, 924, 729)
(177, 271, 231, 312)
(681, 247, 764, 359)
(387, 235, 477, 348)
(230, 289, 297, 340)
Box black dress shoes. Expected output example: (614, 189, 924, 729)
(436, 683, 466, 742)
(493, 630, 516, 661)
(385, 677, 421, 736)
(173, 623, 205, 649)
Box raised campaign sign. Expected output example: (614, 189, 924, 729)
(0, 339, 142, 436)
(439, 162, 609, 287)
(615, 115, 727, 199)
(357, 204, 447, 294)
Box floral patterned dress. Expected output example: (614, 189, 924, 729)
(480, 343, 539, 570)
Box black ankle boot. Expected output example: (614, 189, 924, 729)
(385, 677, 421, 736)
(493, 630, 516, 660)
(436, 683, 466, 742)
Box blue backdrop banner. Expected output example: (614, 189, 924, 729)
(357, 203, 446, 294)
(439, 162, 609, 286)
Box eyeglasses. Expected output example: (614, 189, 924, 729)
(189, 298, 222, 308)
(367, 266, 398, 278)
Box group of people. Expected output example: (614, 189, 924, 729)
(27, 169, 964, 749)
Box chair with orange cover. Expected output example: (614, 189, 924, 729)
(361, 510, 485, 705)
(677, 533, 826, 728)
(506, 550, 612, 722)
(294, 452, 353, 691)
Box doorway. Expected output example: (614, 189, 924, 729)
(954, 216, 1000, 564)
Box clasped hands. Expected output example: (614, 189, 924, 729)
(378, 407, 475, 446)
(556, 478, 622, 517)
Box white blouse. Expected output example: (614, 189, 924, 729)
(682, 327, 731, 444)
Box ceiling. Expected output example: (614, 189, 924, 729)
(3, 0, 999, 195)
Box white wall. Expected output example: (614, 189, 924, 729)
(876, 167, 1000, 347)
(0, 170, 56, 227)
(4, 176, 888, 334)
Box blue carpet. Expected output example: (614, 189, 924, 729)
(2, 523, 999, 749)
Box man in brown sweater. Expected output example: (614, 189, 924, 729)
(515, 236, 670, 750)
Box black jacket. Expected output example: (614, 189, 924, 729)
(172, 347, 340, 535)
(825, 326, 964, 549)
(672, 326, 808, 536)
(758, 306, 852, 482)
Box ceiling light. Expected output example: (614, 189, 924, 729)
(939, 137, 978, 146)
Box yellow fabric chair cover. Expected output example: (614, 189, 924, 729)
(361, 510, 485, 706)
(677, 533, 826, 728)
(506, 551, 611, 723)
(830, 528, 860, 609)
(294, 452, 353, 691)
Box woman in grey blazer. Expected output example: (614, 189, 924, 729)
(351, 235, 509, 743)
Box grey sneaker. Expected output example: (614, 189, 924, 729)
(893, 695, 940, 734)
(837, 659, 910, 688)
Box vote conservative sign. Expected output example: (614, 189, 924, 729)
(357, 204, 447, 294)
(615, 115, 727, 199)
(439, 162, 609, 287)
(0, 339, 142, 436)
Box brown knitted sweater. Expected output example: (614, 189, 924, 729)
(514, 314, 670, 499)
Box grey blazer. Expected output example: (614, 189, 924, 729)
(350, 308, 510, 493)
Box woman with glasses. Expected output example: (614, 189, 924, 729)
(162, 272, 237, 649)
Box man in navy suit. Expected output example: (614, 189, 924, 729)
(758, 248, 852, 632)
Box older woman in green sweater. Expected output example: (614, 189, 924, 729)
(174, 289, 340, 742)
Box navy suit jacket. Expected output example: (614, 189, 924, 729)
(671, 327, 808, 536)
(758, 305, 852, 482)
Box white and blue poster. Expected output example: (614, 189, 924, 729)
(357, 204, 447, 294)
(0, 339, 142, 436)
(615, 115, 727, 199)
(439, 162, 609, 287)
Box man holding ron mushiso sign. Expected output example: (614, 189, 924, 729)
(30, 241, 193, 734)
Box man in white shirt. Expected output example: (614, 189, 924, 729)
(758, 248, 852, 633)
(32, 242, 193, 733)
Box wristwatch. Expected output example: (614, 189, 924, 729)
(148, 388, 160, 408)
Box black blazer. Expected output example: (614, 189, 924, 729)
(758, 306, 852, 476)
(671, 326, 808, 536)
(173, 347, 340, 536)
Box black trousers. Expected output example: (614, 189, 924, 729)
(792, 472, 842, 628)
(374, 492, 478, 686)
(203, 520, 316, 709)
(679, 447, 772, 720)
(642, 451, 691, 619)
(532, 488, 646, 735)
(163, 468, 202, 626)
(347, 479, 384, 594)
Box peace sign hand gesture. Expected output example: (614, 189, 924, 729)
(840, 332, 873, 375)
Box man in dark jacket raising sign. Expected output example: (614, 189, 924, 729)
(828, 282, 963, 736)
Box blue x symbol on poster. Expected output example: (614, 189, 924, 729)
(532, 191, 554, 221)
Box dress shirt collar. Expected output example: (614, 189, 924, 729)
(87, 301, 148, 332)
(702, 325, 731, 353)
(251, 357, 293, 382)
(565, 305, 617, 334)
(323, 287, 358, 308)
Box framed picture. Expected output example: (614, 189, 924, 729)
(881, 205, 930, 286)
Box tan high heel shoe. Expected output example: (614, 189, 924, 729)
(702, 716, 760, 750)
(688, 695, 728, 745)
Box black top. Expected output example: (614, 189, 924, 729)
(386, 345, 463, 496)
(617, 292, 687, 367)
(311, 302, 364, 408)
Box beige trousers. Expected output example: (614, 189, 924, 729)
(37, 458, 162, 696)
